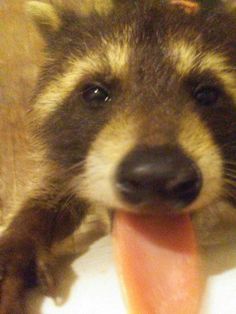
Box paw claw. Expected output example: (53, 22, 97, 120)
(54, 295, 64, 306)
(0, 238, 56, 313)
(37, 261, 56, 298)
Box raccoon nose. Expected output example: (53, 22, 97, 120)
(116, 146, 202, 210)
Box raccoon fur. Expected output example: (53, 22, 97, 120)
(0, 0, 236, 313)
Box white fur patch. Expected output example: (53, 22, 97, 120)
(73, 116, 138, 210)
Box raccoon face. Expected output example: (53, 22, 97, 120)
(28, 1, 236, 219)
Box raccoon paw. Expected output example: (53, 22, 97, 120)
(0, 236, 34, 314)
(0, 236, 57, 314)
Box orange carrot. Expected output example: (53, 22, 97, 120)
(113, 212, 203, 314)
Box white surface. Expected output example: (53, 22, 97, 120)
(201, 243, 236, 314)
(28, 236, 236, 314)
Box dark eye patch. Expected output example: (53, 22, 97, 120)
(185, 71, 225, 107)
(81, 83, 111, 109)
(192, 84, 221, 106)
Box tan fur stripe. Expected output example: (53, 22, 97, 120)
(170, 40, 201, 75)
(33, 55, 103, 121)
(200, 53, 236, 100)
(178, 110, 223, 211)
(169, 40, 236, 100)
(106, 41, 130, 77)
(76, 0, 114, 17)
(33, 42, 130, 121)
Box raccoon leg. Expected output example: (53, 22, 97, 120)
(0, 194, 86, 314)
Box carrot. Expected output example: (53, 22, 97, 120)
(113, 212, 203, 314)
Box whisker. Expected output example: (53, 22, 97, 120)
(67, 159, 86, 173)
(224, 172, 236, 178)
(58, 159, 86, 179)
(224, 160, 236, 166)
(221, 141, 236, 148)
(224, 178, 236, 187)
(225, 175, 236, 185)
(224, 168, 236, 179)
(49, 192, 84, 249)
(225, 174, 236, 181)
(222, 185, 236, 199)
(224, 167, 236, 173)
(225, 163, 236, 168)
(224, 190, 236, 202)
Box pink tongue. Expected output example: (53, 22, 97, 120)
(113, 212, 202, 314)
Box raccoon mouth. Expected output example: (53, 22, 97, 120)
(112, 146, 203, 312)
(112, 210, 203, 313)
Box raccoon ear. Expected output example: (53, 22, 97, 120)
(26, 1, 62, 38)
(227, 3, 236, 15)
(170, 0, 200, 14)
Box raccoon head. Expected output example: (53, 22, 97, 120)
(28, 1, 236, 244)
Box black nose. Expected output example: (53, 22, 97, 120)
(116, 145, 202, 210)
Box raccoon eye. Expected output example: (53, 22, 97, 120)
(82, 83, 111, 108)
(193, 85, 220, 106)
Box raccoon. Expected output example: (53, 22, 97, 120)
(0, 0, 236, 313)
